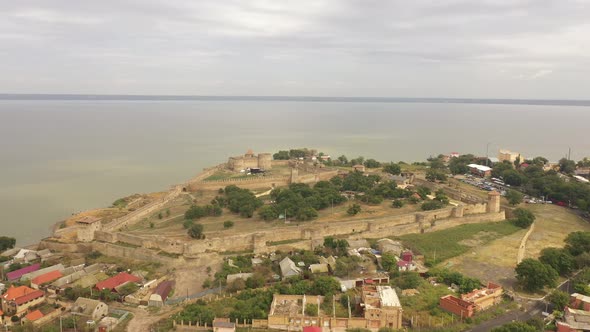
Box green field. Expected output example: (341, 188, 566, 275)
(397, 222, 521, 265)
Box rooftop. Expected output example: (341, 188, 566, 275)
(32, 270, 63, 286)
(6, 263, 41, 281)
(467, 164, 492, 172)
(95, 272, 141, 291)
(377, 286, 401, 307)
(25, 310, 44, 321)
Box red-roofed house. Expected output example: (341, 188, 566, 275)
(1, 285, 45, 315)
(148, 280, 174, 307)
(95, 272, 141, 293)
(6, 263, 41, 281)
(25, 309, 44, 322)
(31, 270, 63, 290)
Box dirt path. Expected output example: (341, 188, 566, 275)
(114, 303, 183, 332)
(516, 222, 535, 264)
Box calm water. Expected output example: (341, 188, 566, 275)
(1, 100, 589, 245)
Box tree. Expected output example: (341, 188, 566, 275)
(347, 204, 361, 215)
(539, 247, 575, 276)
(505, 189, 523, 206)
(258, 205, 279, 221)
(364, 159, 381, 168)
(421, 200, 444, 211)
(459, 277, 482, 294)
(185, 205, 206, 220)
(566, 231, 590, 256)
(337, 155, 349, 165)
(503, 169, 525, 186)
(559, 158, 576, 174)
(392, 200, 404, 208)
(547, 290, 569, 311)
(273, 150, 290, 160)
(381, 253, 397, 272)
(491, 321, 537, 332)
(310, 276, 340, 296)
(515, 258, 558, 292)
(188, 224, 205, 239)
(227, 279, 246, 293)
(383, 163, 401, 175)
(305, 303, 319, 316)
(511, 208, 535, 228)
(426, 169, 447, 182)
(0, 236, 16, 251)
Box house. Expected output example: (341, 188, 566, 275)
(213, 318, 236, 332)
(352, 164, 366, 172)
(21, 263, 64, 281)
(1, 285, 45, 315)
(318, 256, 336, 271)
(498, 150, 522, 164)
(440, 282, 503, 317)
(309, 264, 329, 274)
(461, 282, 503, 311)
(31, 270, 63, 290)
(467, 164, 492, 177)
(72, 297, 108, 321)
(24, 309, 44, 323)
(279, 257, 302, 279)
(95, 272, 141, 292)
(440, 295, 475, 318)
(6, 263, 41, 282)
(148, 280, 174, 307)
(557, 307, 590, 332)
(569, 293, 590, 311)
(361, 285, 403, 329)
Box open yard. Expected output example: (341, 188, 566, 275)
(397, 221, 522, 266)
(445, 204, 590, 290)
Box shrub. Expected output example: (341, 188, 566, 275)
(421, 200, 444, 211)
(223, 220, 234, 229)
(392, 200, 404, 208)
(347, 204, 361, 215)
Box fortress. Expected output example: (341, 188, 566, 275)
(43, 150, 505, 268)
(227, 149, 272, 171)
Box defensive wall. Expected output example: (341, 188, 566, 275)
(81, 195, 504, 259)
(101, 185, 183, 232)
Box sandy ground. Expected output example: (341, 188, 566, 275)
(446, 204, 590, 290)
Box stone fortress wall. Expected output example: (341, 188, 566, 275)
(49, 150, 505, 265)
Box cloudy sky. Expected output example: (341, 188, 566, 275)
(1, 0, 589, 98)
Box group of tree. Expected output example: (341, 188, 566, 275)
(0, 236, 16, 252)
(223, 185, 263, 218)
(420, 189, 449, 211)
(427, 268, 483, 294)
(323, 236, 349, 256)
(184, 204, 222, 220)
(491, 318, 546, 332)
(273, 149, 311, 160)
(515, 230, 590, 292)
(261, 181, 346, 221)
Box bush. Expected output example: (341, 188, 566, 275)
(188, 224, 205, 239)
(223, 221, 234, 229)
(392, 200, 404, 208)
(511, 208, 535, 228)
(347, 204, 361, 215)
(421, 200, 444, 211)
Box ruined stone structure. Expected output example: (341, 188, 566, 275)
(76, 216, 102, 242)
(227, 150, 272, 171)
(487, 191, 501, 213)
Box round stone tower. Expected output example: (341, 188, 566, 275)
(258, 153, 272, 169)
(487, 191, 501, 213)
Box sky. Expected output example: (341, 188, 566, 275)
(1, 1, 589, 98)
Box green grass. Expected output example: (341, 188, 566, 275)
(266, 239, 304, 246)
(396, 222, 521, 265)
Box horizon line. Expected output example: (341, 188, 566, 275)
(1, 93, 590, 106)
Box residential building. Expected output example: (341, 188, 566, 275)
(213, 318, 236, 332)
(1, 285, 45, 315)
(309, 264, 329, 274)
(440, 295, 475, 318)
(439, 282, 503, 317)
(498, 150, 522, 164)
(148, 280, 174, 307)
(557, 307, 590, 332)
(570, 293, 590, 311)
(352, 164, 366, 172)
(279, 257, 302, 279)
(31, 270, 63, 290)
(24, 310, 44, 323)
(460, 282, 503, 311)
(95, 272, 141, 292)
(467, 164, 492, 177)
(6, 263, 41, 282)
(72, 297, 108, 321)
(360, 285, 403, 330)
